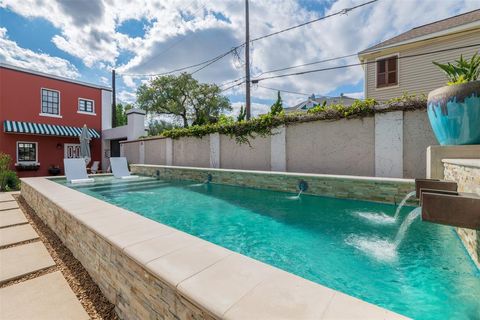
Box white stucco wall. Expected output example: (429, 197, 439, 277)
(403, 109, 438, 178)
(173, 137, 210, 168)
(220, 135, 271, 171)
(286, 118, 375, 176)
(375, 111, 403, 178)
(144, 139, 167, 165)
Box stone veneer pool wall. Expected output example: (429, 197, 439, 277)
(443, 159, 480, 269)
(130, 164, 416, 205)
(20, 175, 408, 320)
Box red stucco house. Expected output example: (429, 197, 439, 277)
(0, 63, 112, 177)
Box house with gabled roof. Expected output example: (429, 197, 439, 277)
(358, 9, 480, 101)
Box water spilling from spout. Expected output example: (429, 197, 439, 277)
(394, 207, 421, 247)
(346, 207, 421, 261)
(394, 191, 416, 220)
(189, 180, 209, 187)
(287, 190, 303, 200)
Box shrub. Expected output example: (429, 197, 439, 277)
(158, 95, 425, 144)
(0, 153, 20, 191)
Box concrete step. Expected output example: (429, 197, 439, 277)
(0, 209, 28, 228)
(0, 224, 39, 247)
(0, 242, 55, 284)
(0, 271, 89, 320)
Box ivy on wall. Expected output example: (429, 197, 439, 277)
(146, 94, 427, 144)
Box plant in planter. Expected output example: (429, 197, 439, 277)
(48, 165, 61, 176)
(429, 53, 480, 145)
(15, 163, 40, 171)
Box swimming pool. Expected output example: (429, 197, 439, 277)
(64, 176, 480, 319)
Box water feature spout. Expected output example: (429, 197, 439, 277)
(421, 191, 480, 229)
(394, 191, 416, 220)
(415, 179, 457, 198)
(287, 190, 303, 200)
(189, 174, 213, 187)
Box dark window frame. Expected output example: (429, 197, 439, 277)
(78, 98, 95, 113)
(41, 88, 60, 115)
(17, 142, 38, 163)
(376, 55, 398, 88)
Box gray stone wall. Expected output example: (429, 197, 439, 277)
(21, 182, 218, 320)
(131, 165, 415, 205)
(444, 162, 480, 268)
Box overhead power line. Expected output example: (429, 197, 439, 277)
(252, 43, 480, 83)
(250, 0, 378, 43)
(120, 45, 243, 77)
(254, 53, 358, 78)
(118, 0, 378, 78)
(251, 26, 480, 79)
(221, 82, 244, 92)
(257, 85, 311, 96)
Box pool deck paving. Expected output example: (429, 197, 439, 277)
(0, 208, 28, 228)
(0, 192, 89, 320)
(0, 224, 39, 247)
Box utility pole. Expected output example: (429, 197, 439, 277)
(112, 69, 116, 128)
(245, 0, 251, 120)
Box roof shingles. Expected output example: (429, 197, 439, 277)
(360, 9, 480, 54)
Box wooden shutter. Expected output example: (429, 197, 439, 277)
(376, 56, 398, 88)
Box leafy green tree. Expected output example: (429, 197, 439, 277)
(114, 103, 132, 126)
(237, 105, 246, 122)
(270, 91, 283, 115)
(147, 119, 176, 136)
(136, 73, 231, 127)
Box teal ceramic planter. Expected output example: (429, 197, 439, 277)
(427, 81, 480, 145)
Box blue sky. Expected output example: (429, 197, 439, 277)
(0, 0, 478, 117)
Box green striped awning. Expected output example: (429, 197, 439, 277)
(3, 120, 100, 138)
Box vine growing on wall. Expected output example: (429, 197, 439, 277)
(150, 94, 426, 144)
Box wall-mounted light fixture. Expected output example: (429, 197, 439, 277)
(56, 143, 62, 150)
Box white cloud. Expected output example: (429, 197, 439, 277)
(231, 101, 270, 118)
(122, 75, 137, 88)
(1, 0, 477, 108)
(100, 76, 110, 85)
(117, 90, 136, 104)
(0, 27, 79, 78)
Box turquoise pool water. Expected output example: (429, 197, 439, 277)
(64, 177, 480, 319)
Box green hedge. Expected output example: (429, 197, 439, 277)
(150, 94, 427, 144)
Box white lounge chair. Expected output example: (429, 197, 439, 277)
(88, 161, 100, 174)
(64, 158, 94, 184)
(110, 157, 139, 179)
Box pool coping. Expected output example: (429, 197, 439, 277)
(20, 176, 409, 320)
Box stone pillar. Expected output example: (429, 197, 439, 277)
(166, 138, 173, 166)
(375, 111, 403, 178)
(126, 108, 146, 141)
(120, 143, 125, 157)
(139, 141, 145, 164)
(270, 125, 286, 172)
(209, 133, 220, 168)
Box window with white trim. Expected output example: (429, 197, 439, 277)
(376, 56, 398, 88)
(17, 142, 37, 163)
(41, 88, 60, 115)
(78, 98, 94, 113)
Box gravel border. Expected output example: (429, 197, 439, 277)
(13, 195, 119, 320)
